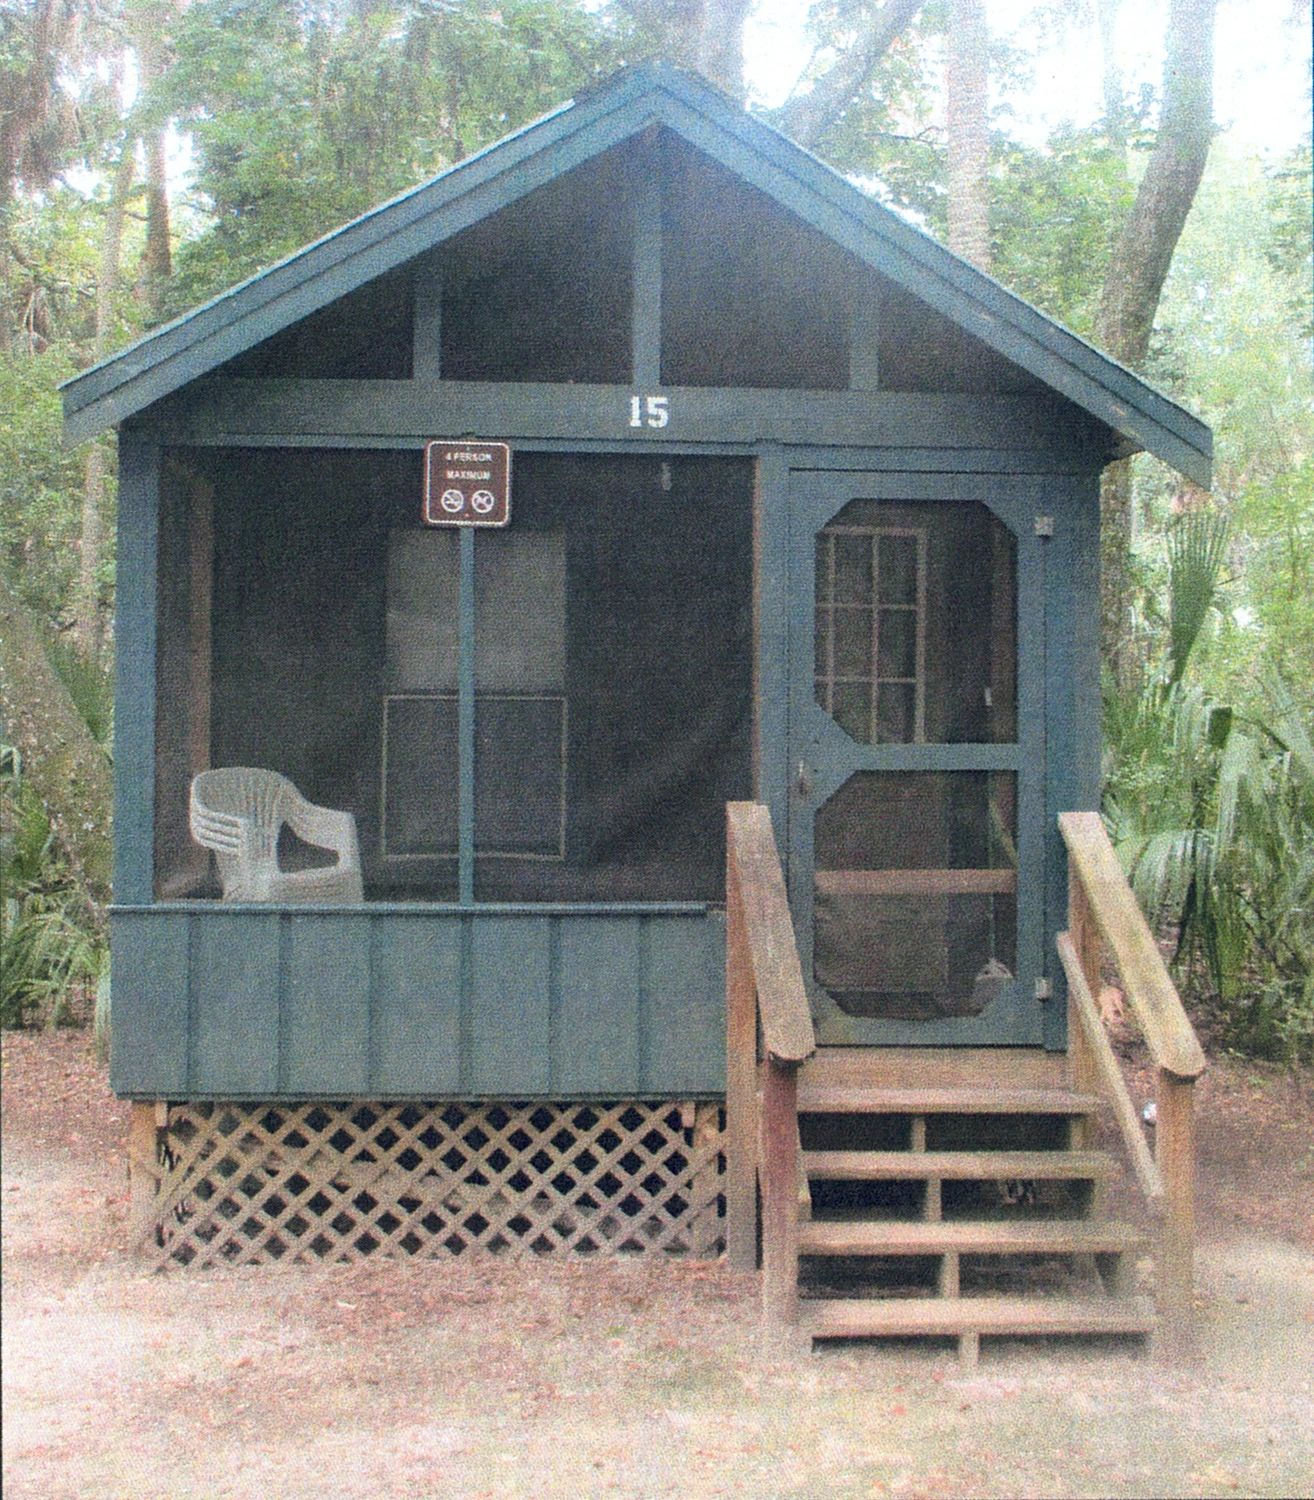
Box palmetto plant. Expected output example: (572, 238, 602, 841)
(1104, 513, 1314, 1060)
(1, 746, 106, 1030)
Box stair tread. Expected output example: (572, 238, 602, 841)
(797, 1087, 1102, 1115)
(803, 1295, 1156, 1338)
(802, 1148, 1118, 1180)
(799, 1217, 1149, 1256)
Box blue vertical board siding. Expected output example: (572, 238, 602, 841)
(1044, 472, 1097, 1050)
(281, 913, 371, 1093)
(411, 260, 442, 379)
(1014, 483, 1048, 1048)
(112, 436, 160, 904)
(554, 918, 642, 1094)
(468, 916, 551, 1094)
(631, 142, 663, 386)
(642, 913, 725, 1093)
(756, 450, 791, 868)
(190, 912, 281, 1093)
(108, 908, 728, 1098)
(371, 916, 463, 1093)
(1071, 474, 1103, 809)
(108, 911, 190, 1095)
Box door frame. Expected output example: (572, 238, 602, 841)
(784, 468, 1049, 1046)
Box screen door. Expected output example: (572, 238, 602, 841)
(788, 472, 1047, 1045)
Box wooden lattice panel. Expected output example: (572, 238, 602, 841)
(138, 1100, 725, 1269)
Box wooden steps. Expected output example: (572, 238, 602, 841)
(784, 1074, 1156, 1362)
(799, 1218, 1148, 1257)
(796, 1086, 1102, 1116)
(804, 1295, 1156, 1340)
(802, 1148, 1115, 1182)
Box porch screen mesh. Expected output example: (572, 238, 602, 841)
(162, 450, 751, 904)
(383, 453, 753, 901)
(813, 771, 1018, 1021)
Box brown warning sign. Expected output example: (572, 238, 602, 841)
(423, 441, 511, 527)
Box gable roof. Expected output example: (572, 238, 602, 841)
(60, 62, 1210, 485)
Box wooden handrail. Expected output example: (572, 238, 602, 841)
(1059, 811, 1205, 1080)
(725, 802, 816, 1329)
(1059, 808, 1204, 1356)
(1056, 931, 1164, 1207)
(727, 803, 816, 1067)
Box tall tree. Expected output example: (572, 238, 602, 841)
(130, 0, 178, 318)
(1096, 0, 1217, 679)
(76, 139, 135, 657)
(619, 0, 753, 96)
(1095, 0, 1127, 160)
(0, 0, 87, 350)
(772, 0, 926, 149)
(945, 0, 989, 269)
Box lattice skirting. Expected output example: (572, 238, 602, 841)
(130, 1099, 726, 1269)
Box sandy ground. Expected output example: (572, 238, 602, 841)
(3, 1030, 1313, 1500)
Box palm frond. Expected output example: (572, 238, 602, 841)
(1167, 511, 1230, 686)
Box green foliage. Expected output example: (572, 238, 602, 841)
(989, 124, 1136, 335)
(0, 346, 109, 620)
(1265, 140, 1314, 339)
(1104, 520, 1314, 1063)
(0, 747, 107, 1030)
(160, 0, 625, 312)
(786, 0, 944, 200)
(1137, 146, 1314, 717)
(1167, 510, 1229, 687)
(45, 632, 115, 746)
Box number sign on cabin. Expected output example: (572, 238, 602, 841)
(423, 441, 512, 527)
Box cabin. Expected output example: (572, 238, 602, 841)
(62, 63, 1209, 1362)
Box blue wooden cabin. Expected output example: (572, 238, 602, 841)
(63, 64, 1210, 1350)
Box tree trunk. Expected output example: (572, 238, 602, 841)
(142, 130, 171, 312)
(0, 0, 84, 351)
(75, 141, 135, 658)
(131, 1, 174, 317)
(697, 0, 751, 99)
(0, 573, 114, 912)
(622, 0, 750, 99)
(1095, 0, 1216, 679)
(773, 0, 927, 150)
(945, 0, 990, 271)
(1096, 0, 1127, 161)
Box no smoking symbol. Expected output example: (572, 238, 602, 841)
(440, 488, 464, 514)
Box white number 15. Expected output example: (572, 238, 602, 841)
(629, 394, 669, 429)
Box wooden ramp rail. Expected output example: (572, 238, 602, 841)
(1059, 810, 1207, 1355)
(725, 802, 816, 1329)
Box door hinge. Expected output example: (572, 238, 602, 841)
(1034, 515, 1055, 538)
(1034, 977, 1053, 1002)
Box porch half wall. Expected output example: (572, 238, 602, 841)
(110, 904, 725, 1099)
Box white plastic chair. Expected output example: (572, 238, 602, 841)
(190, 768, 363, 903)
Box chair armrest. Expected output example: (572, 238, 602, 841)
(283, 796, 360, 864)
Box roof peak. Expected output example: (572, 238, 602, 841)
(58, 60, 1209, 486)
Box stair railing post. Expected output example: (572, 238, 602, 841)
(725, 824, 758, 1272)
(759, 1059, 800, 1329)
(1066, 864, 1101, 1126)
(1155, 1068, 1197, 1359)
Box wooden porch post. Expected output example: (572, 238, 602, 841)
(759, 1061, 799, 1327)
(725, 845, 758, 1271)
(1155, 1070, 1197, 1358)
(127, 1101, 163, 1250)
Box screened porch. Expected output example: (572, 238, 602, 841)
(153, 449, 754, 910)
